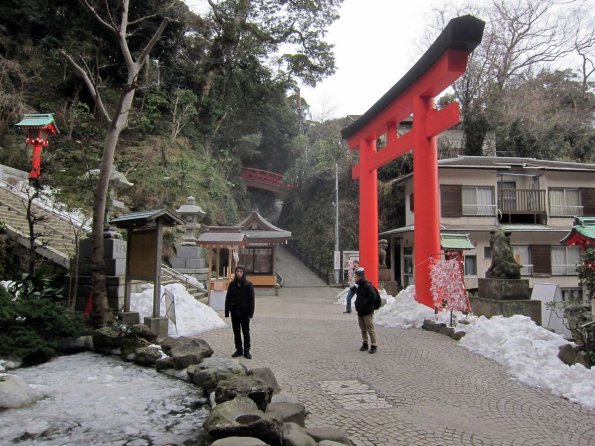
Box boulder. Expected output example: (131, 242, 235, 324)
(265, 401, 307, 427)
(211, 437, 269, 446)
(215, 374, 274, 411)
(422, 320, 446, 332)
(282, 422, 316, 446)
(307, 427, 354, 445)
(157, 336, 214, 370)
(249, 367, 281, 394)
(0, 374, 45, 409)
(132, 323, 158, 343)
(203, 396, 283, 445)
(188, 357, 248, 394)
(134, 346, 163, 367)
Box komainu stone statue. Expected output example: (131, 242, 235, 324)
(378, 239, 388, 267)
(485, 230, 521, 280)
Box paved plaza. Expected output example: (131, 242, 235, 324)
(197, 247, 595, 446)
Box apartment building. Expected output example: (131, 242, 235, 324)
(380, 156, 595, 299)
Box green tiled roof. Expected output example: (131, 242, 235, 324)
(561, 217, 595, 245)
(110, 208, 184, 227)
(15, 113, 56, 128)
(440, 233, 474, 250)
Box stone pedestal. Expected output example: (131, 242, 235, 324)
(379, 281, 400, 297)
(76, 238, 127, 313)
(170, 245, 209, 282)
(478, 278, 530, 300)
(118, 311, 140, 325)
(144, 316, 169, 338)
(472, 278, 541, 325)
(378, 267, 391, 281)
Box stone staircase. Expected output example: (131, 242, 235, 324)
(0, 179, 209, 302)
(0, 183, 87, 268)
(161, 265, 208, 303)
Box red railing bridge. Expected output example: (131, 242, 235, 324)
(241, 167, 294, 196)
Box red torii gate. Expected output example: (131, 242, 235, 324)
(341, 15, 484, 307)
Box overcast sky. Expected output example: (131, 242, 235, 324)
(185, 0, 594, 120)
(300, 0, 442, 120)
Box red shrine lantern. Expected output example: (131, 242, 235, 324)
(15, 113, 59, 185)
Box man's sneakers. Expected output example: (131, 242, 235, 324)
(231, 350, 243, 358)
(369, 345, 377, 354)
(243, 350, 252, 359)
(343, 310, 351, 314)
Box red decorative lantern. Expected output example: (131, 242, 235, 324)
(15, 113, 59, 185)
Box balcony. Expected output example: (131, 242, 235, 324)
(498, 189, 546, 213)
(497, 189, 546, 224)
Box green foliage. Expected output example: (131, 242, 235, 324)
(0, 274, 85, 365)
(577, 248, 595, 301)
(547, 248, 595, 344)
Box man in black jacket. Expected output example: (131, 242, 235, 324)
(353, 267, 378, 354)
(225, 265, 255, 359)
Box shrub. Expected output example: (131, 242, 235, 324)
(0, 273, 85, 365)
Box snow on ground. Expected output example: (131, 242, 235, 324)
(130, 282, 227, 336)
(368, 286, 595, 410)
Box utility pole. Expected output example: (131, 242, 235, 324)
(334, 163, 340, 284)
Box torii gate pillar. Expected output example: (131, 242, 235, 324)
(341, 15, 484, 307)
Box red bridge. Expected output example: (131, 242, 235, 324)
(241, 167, 294, 196)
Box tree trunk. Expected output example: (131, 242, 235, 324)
(90, 83, 137, 323)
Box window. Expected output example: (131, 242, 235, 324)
(512, 245, 532, 276)
(462, 187, 495, 216)
(239, 248, 273, 274)
(483, 246, 491, 259)
(551, 246, 581, 275)
(464, 255, 477, 276)
(549, 189, 582, 217)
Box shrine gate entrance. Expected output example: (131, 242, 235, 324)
(341, 15, 484, 307)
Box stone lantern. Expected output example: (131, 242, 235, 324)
(175, 196, 205, 245)
(171, 196, 209, 283)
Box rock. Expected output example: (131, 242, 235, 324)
(160, 367, 192, 382)
(438, 326, 455, 337)
(203, 396, 283, 445)
(211, 436, 269, 446)
(0, 374, 45, 409)
(307, 427, 354, 445)
(215, 374, 274, 412)
(188, 358, 248, 394)
(249, 367, 281, 394)
(265, 401, 307, 427)
(318, 441, 351, 446)
(558, 343, 578, 366)
(134, 346, 163, 367)
(92, 325, 124, 354)
(451, 331, 466, 341)
(157, 336, 214, 369)
(422, 320, 446, 332)
(131, 323, 158, 343)
(282, 422, 316, 446)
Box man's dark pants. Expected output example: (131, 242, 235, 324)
(231, 314, 251, 352)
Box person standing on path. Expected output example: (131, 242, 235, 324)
(344, 259, 360, 314)
(224, 265, 255, 359)
(353, 267, 378, 354)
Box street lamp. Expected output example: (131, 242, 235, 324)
(15, 113, 59, 188)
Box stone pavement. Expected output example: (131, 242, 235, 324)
(197, 247, 595, 446)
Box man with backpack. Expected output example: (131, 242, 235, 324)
(353, 267, 379, 354)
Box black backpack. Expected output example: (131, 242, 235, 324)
(372, 285, 382, 310)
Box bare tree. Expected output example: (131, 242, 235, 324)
(425, 0, 579, 154)
(60, 0, 170, 323)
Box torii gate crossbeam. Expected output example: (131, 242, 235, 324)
(341, 15, 484, 307)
